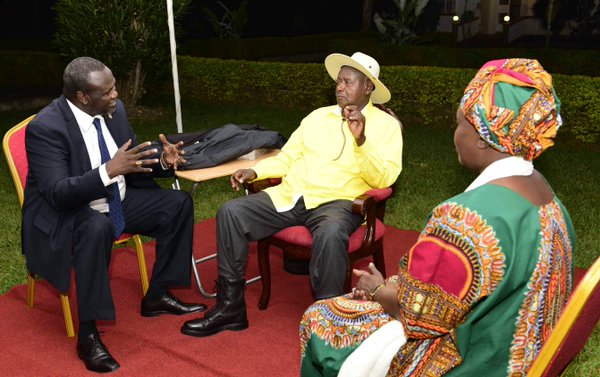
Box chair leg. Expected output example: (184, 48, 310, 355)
(130, 234, 149, 296)
(257, 240, 271, 310)
(60, 293, 75, 337)
(27, 272, 74, 337)
(26, 273, 35, 308)
(372, 244, 387, 279)
(343, 265, 353, 294)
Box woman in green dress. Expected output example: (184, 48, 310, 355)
(299, 58, 574, 377)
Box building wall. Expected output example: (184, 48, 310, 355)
(439, 0, 598, 40)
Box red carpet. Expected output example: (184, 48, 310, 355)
(0, 218, 419, 376)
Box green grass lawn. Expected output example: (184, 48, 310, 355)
(0, 101, 598, 376)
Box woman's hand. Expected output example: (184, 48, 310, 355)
(351, 263, 400, 319)
(354, 263, 385, 294)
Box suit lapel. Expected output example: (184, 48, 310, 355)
(102, 113, 122, 147)
(57, 96, 92, 172)
(103, 100, 132, 150)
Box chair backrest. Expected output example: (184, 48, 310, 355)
(528, 256, 600, 377)
(2, 115, 35, 207)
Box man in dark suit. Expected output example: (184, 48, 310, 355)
(22, 56, 206, 373)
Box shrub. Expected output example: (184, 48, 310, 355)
(175, 56, 600, 143)
(0, 51, 63, 91)
(53, 0, 190, 107)
(2, 51, 598, 143)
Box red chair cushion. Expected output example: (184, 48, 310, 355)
(270, 218, 386, 252)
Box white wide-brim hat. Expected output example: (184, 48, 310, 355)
(324, 51, 391, 104)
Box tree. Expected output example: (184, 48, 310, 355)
(458, 0, 476, 44)
(53, 0, 191, 108)
(373, 0, 430, 44)
(202, 0, 248, 39)
(532, 0, 574, 48)
(362, 0, 376, 31)
(570, 0, 600, 44)
(414, 0, 442, 35)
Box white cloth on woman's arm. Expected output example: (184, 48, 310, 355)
(338, 320, 406, 377)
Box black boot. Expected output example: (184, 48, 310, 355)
(180, 276, 248, 337)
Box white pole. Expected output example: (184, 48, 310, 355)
(166, 0, 183, 133)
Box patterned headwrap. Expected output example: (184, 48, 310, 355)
(459, 58, 562, 160)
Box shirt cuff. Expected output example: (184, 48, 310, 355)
(252, 167, 264, 180)
(99, 164, 120, 186)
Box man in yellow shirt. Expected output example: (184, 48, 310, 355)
(181, 52, 403, 338)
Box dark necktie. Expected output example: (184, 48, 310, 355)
(93, 118, 125, 239)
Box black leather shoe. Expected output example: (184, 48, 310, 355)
(181, 309, 248, 337)
(76, 333, 120, 373)
(141, 290, 207, 317)
(181, 277, 248, 337)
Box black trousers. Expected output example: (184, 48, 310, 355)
(216, 192, 362, 300)
(71, 187, 193, 322)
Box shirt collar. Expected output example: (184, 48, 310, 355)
(331, 100, 374, 117)
(66, 98, 101, 132)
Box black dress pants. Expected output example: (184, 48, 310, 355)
(72, 187, 193, 322)
(216, 192, 362, 300)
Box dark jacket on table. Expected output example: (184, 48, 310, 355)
(167, 123, 287, 170)
(22, 96, 171, 292)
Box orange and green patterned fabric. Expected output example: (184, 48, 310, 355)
(459, 58, 562, 160)
(299, 184, 574, 377)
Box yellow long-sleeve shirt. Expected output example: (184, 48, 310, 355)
(252, 101, 403, 211)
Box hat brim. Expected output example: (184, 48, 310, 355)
(324, 53, 391, 104)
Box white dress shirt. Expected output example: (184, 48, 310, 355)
(66, 99, 126, 213)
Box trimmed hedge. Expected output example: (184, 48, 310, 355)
(0, 51, 64, 90)
(178, 32, 377, 61)
(177, 56, 600, 143)
(177, 34, 600, 77)
(177, 56, 332, 109)
(1, 51, 598, 143)
(329, 40, 600, 77)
